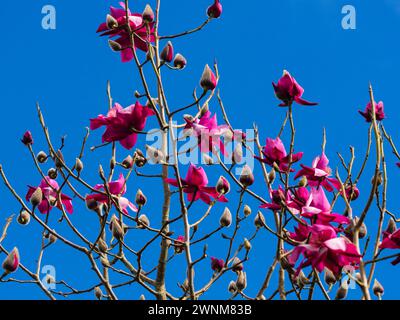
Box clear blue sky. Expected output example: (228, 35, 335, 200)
(0, 0, 400, 299)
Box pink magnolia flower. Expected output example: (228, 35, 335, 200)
(26, 177, 73, 214)
(85, 174, 137, 215)
(207, 0, 223, 18)
(184, 111, 229, 156)
(295, 152, 340, 192)
(165, 163, 228, 205)
(272, 71, 317, 107)
(255, 137, 303, 172)
(200, 65, 218, 91)
(288, 224, 361, 275)
(358, 101, 385, 122)
(2, 248, 19, 274)
(261, 186, 289, 211)
(380, 229, 400, 265)
(211, 257, 224, 272)
(97, 2, 155, 62)
(341, 184, 360, 201)
(90, 102, 155, 150)
(174, 235, 186, 254)
(21, 131, 33, 146)
(160, 41, 174, 63)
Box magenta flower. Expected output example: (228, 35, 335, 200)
(97, 2, 155, 62)
(2, 248, 19, 274)
(295, 152, 340, 192)
(21, 131, 33, 146)
(288, 224, 361, 276)
(255, 137, 303, 172)
(261, 186, 289, 211)
(26, 177, 73, 214)
(207, 0, 223, 18)
(165, 163, 228, 205)
(184, 110, 229, 156)
(341, 184, 360, 201)
(160, 41, 174, 63)
(86, 174, 137, 215)
(174, 235, 186, 254)
(90, 102, 155, 150)
(211, 257, 224, 272)
(380, 229, 400, 265)
(358, 101, 385, 122)
(272, 70, 317, 107)
(200, 65, 218, 91)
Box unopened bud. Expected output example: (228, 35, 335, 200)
(371, 171, 383, 186)
(243, 205, 252, 216)
(173, 53, 187, 69)
(324, 268, 337, 288)
(48, 232, 57, 245)
(239, 165, 254, 187)
(139, 294, 146, 300)
(231, 257, 243, 273)
(236, 271, 247, 291)
(220, 207, 232, 227)
(228, 280, 237, 293)
(134, 149, 147, 167)
(232, 144, 243, 163)
(254, 211, 265, 228)
(268, 169, 276, 184)
(21, 131, 33, 146)
(48, 168, 57, 179)
(2, 247, 19, 274)
(142, 4, 154, 23)
(138, 214, 150, 229)
(386, 218, 397, 234)
(30, 188, 43, 207)
(106, 14, 118, 29)
(18, 210, 30, 226)
(335, 281, 349, 300)
(111, 219, 125, 241)
(108, 40, 122, 52)
(110, 157, 116, 170)
(373, 279, 384, 299)
(145, 145, 164, 164)
(36, 151, 48, 164)
(200, 64, 217, 91)
(243, 238, 252, 251)
(160, 41, 174, 63)
(122, 155, 134, 169)
(299, 176, 307, 187)
(94, 287, 103, 300)
(75, 158, 84, 174)
(135, 189, 147, 207)
(344, 216, 367, 239)
(98, 238, 108, 253)
(216, 176, 230, 195)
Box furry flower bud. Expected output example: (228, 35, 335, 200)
(239, 165, 254, 187)
(37, 151, 48, 164)
(30, 188, 43, 208)
(108, 40, 122, 52)
(48, 168, 57, 179)
(173, 53, 187, 69)
(254, 211, 266, 228)
(2, 248, 19, 274)
(138, 214, 150, 229)
(236, 271, 247, 291)
(219, 207, 232, 227)
(243, 205, 252, 216)
(94, 287, 103, 300)
(200, 64, 217, 91)
(18, 210, 30, 226)
(122, 155, 134, 169)
(21, 131, 33, 146)
(324, 267, 337, 288)
(335, 281, 349, 300)
(207, 0, 223, 18)
(231, 257, 243, 273)
(106, 14, 118, 29)
(145, 145, 164, 164)
(161, 42, 174, 63)
(142, 4, 155, 23)
(135, 189, 147, 207)
(75, 158, 84, 174)
(228, 280, 237, 293)
(216, 176, 230, 195)
(373, 279, 384, 299)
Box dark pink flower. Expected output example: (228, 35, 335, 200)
(97, 2, 155, 62)
(261, 186, 289, 211)
(184, 111, 229, 156)
(85, 174, 137, 215)
(255, 137, 303, 172)
(160, 41, 174, 63)
(90, 102, 155, 150)
(174, 235, 186, 254)
(2, 248, 19, 274)
(207, 0, 223, 18)
(295, 152, 340, 192)
(380, 229, 400, 265)
(272, 70, 317, 107)
(26, 177, 73, 214)
(165, 163, 228, 205)
(200, 65, 218, 91)
(288, 224, 361, 276)
(358, 101, 385, 122)
(341, 184, 360, 201)
(211, 257, 224, 272)
(21, 131, 33, 146)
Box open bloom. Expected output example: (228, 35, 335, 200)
(97, 2, 155, 62)
(358, 101, 385, 122)
(288, 224, 361, 275)
(184, 111, 229, 156)
(86, 174, 137, 215)
(272, 70, 317, 107)
(255, 137, 303, 172)
(165, 163, 228, 204)
(26, 177, 73, 214)
(380, 228, 400, 265)
(90, 102, 155, 150)
(261, 186, 289, 211)
(295, 152, 340, 192)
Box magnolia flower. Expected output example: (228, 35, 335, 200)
(358, 101, 385, 122)
(160, 41, 174, 63)
(207, 0, 223, 18)
(21, 131, 33, 146)
(2, 248, 20, 274)
(341, 184, 360, 201)
(97, 2, 155, 62)
(272, 70, 317, 107)
(184, 110, 229, 156)
(255, 137, 303, 172)
(261, 186, 288, 211)
(211, 257, 224, 272)
(295, 152, 340, 192)
(85, 174, 137, 215)
(200, 65, 218, 91)
(380, 228, 400, 265)
(165, 163, 228, 204)
(90, 102, 155, 150)
(26, 177, 73, 214)
(288, 224, 361, 276)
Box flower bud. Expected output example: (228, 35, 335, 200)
(231, 257, 243, 273)
(30, 188, 43, 208)
(254, 211, 265, 228)
(232, 144, 243, 164)
(94, 286, 103, 300)
(21, 131, 33, 146)
(111, 219, 125, 241)
(173, 53, 187, 69)
(243, 205, 252, 216)
(371, 171, 383, 186)
(48, 232, 57, 245)
(106, 14, 118, 29)
(211, 257, 224, 273)
(373, 279, 384, 299)
(344, 216, 367, 239)
(98, 238, 108, 253)
(243, 238, 252, 251)
(324, 267, 337, 288)
(135, 189, 147, 207)
(174, 235, 186, 254)
(161, 41, 174, 63)
(75, 158, 84, 174)
(2, 248, 19, 274)
(142, 4, 154, 23)
(55, 150, 64, 168)
(134, 149, 147, 167)
(220, 207, 232, 227)
(139, 294, 146, 300)
(216, 176, 230, 195)
(298, 176, 307, 187)
(48, 168, 58, 179)
(236, 271, 247, 291)
(108, 40, 122, 52)
(207, 0, 223, 18)
(122, 155, 134, 169)
(386, 218, 397, 234)
(228, 280, 237, 293)
(138, 214, 150, 229)
(268, 169, 276, 184)
(18, 210, 30, 226)
(200, 64, 217, 91)
(145, 145, 164, 164)
(335, 281, 349, 300)
(36, 151, 48, 164)
(203, 154, 214, 165)
(239, 165, 254, 187)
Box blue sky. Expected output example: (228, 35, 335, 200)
(1, 0, 400, 299)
